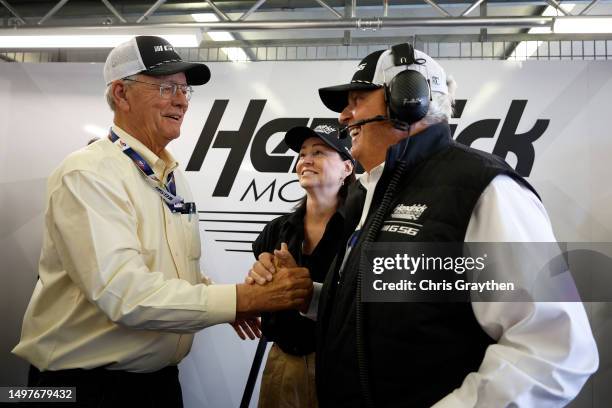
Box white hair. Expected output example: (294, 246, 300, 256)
(105, 74, 138, 111)
(421, 74, 457, 126)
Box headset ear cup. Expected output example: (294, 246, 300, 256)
(388, 70, 431, 125)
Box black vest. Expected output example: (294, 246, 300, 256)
(316, 123, 538, 408)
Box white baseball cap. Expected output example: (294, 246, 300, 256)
(103, 35, 210, 86)
(319, 44, 448, 113)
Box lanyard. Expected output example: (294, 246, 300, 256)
(337, 229, 361, 279)
(108, 130, 195, 215)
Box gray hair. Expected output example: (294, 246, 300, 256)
(105, 74, 138, 111)
(421, 74, 457, 126)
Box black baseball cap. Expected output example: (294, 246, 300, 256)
(104, 36, 210, 86)
(285, 125, 354, 163)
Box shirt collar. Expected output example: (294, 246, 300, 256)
(286, 198, 346, 228)
(359, 162, 385, 193)
(111, 125, 179, 178)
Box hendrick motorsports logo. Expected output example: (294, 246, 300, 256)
(392, 204, 427, 221)
(314, 124, 336, 134)
(186, 99, 549, 202)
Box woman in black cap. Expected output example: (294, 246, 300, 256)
(249, 125, 355, 407)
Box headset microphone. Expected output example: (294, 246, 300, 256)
(338, 115, 387, 139)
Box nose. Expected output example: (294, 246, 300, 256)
(172, 89, 189, 109)
(299, 153, 315, 164)
(339, 104, 352, 126)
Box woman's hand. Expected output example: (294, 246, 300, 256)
(246, 243, 297, 285)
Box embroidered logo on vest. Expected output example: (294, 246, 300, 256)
(391, 204, 427, 221)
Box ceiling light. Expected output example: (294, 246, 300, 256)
(192, 13, 234, 42)
(191, 13, 220, 23)
(509, 3, 576, 61)
(209, 32, 234, 42)
(191, 13, 250, 62)
(0, 34, 200, 48)
(553, 16, 612, 33)
(222, 47, 249, 62)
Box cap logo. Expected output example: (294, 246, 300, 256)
(356, 63, 366, 71)
(431, 75, 439, 85)
(154, 45, 174, 52)
(314, 125, 336, 134)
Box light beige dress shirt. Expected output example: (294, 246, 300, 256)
(13, 125, 236, 373)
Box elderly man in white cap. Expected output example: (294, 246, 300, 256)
(13, 35, 312, 407)
(251, 43, 598, 407)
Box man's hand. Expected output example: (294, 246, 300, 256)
(230, 317, 261, 340)
(236, 265, 313, 317)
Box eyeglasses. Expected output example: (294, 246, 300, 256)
(123, 78, 194, 101)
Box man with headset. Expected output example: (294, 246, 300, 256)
(13, 36, 310, 408)
(252, 44, 598, 406)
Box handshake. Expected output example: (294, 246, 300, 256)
(232, 243, 313, 339)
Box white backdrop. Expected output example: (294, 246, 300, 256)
(1, 59, 610, 407)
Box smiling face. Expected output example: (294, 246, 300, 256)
(339, 88, 406, 172)
(113, 72, 189, 155)
(296, 137, 353, 195)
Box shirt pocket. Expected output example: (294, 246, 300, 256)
(180, 215, 202, 261)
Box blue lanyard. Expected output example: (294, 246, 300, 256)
(108, 130, 194, 214)
(348, 229, 361, 249)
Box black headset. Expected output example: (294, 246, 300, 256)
(383, 43, 432, 130)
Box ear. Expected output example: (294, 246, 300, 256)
(111, 81, 131, 112)
(343, 160, 354, 178)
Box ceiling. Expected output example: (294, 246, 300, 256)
(1, 1, 611, 61)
